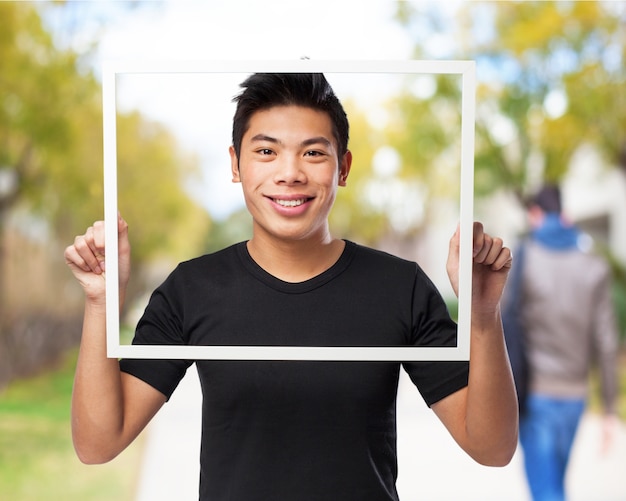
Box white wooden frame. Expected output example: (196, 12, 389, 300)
(102, 59, 475, 361)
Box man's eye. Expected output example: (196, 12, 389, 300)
(304, 150, 324, 157)
(257, 148, 274, 155)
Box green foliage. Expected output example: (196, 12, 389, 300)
(204, 207, 253, 253)
(330, 101, 389, 244)
(394, 1, 626, 200)
(0, 3, 78, 199)
(477, 1, 625, 193)
(0, 1, 211, 264)
(116, 111, 211, 265)
(385, 75, 461, 195)
(564, 62, 626, 168)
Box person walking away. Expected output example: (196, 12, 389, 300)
(512, 184, 620, 501)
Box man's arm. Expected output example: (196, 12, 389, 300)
(592, 262, 620, 453)
(432, 222, 519, 466)
(64, 216, 166, 464)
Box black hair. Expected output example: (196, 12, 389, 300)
(231, 73, 349, 159)
(531, 184, 562, 213)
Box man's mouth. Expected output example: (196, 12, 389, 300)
(273, 198, 310, 207)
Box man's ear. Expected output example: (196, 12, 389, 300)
(229, 145, 241, 183)
(338, 150, 352, 187)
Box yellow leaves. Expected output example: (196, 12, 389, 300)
(115, 112, 211, 264)
(499, 2, 561, 56)
(330, 100, 388, 244)
(538, 113, 581, 182)
(497, 1, 608, 62)
(1, 2, 211, 269)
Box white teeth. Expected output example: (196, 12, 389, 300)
(275, 198, 306, 207)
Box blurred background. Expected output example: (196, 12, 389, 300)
(0, 1, 624, 500)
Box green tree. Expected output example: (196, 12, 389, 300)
(0, 1, 210, 267)
(0, 2, 211, 382)
(394, 1, 626, 338)
(116, 111, 210, 267)
(384, 74, 463, 216)
(0, 3, 79, 211)
(395, 1, 626, 197)
(333, 89, 462, 244)
(330, 101, 389, 244)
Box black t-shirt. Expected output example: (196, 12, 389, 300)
(120, 241, 469, 501)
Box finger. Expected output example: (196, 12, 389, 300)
(64, 244, 88, 272)
(89, 221, 107, 271)
(478, 236, 505, 266)
(474, 234, 493, 263)
(472, 222, 485, 257)
(65, 241, 102, 275)
(117, 215, 130, 251)
(93, 220, 106, 251)
(448, 224, 461, 254)
(117, 216, 128, 235)
(118, 212, 128, 234)
(83, 225, 103, 260)
(491, 245, 513, 271)
(73, 232, 103, 274)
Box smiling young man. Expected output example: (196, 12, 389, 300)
(230, 103, 351, 282)
(65, 73, 518, 500)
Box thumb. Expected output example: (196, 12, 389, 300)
(446, 224, 461, 296)
(117, 214, 130, 248)
(448, 224, 461, 261)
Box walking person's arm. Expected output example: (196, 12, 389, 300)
(592, 263, 621, 453)
(64, 215, 166, 463)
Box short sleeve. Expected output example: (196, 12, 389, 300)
(119, 266, 193, 400)
(402, 264, 469, 407)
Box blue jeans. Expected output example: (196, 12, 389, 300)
(519, 394, 585, 501)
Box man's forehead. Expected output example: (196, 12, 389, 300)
(243, 105, 336, 144)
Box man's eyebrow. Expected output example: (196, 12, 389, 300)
(300, 136, 332, 148)
(250, 134, 281, 144)
(249, 134, 333, 149)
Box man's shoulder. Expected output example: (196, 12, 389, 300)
(526, 239, 610, 279)
(348, 241, 419, 274)
(166, 242, 245, 282)
(576, 247, 612, 278)
(179, 242, 243, 267)
(350, 241, 412, 261)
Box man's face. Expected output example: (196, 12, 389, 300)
(230, 105, 351, 244)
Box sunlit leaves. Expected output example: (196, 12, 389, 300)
(391, 0, 625, 221)
(330, 101, 388, 244)
(116, 111, 210, 264)
(0, 2, 211, 266)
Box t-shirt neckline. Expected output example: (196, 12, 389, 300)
(236, 240, 357, 293)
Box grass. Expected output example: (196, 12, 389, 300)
(0, 350, 144, 501)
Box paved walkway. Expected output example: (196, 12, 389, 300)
(134, 371, 626, 501)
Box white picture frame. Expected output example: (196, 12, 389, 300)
(102, 59, 475, 361)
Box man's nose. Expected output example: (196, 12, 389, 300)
(274, 155, 306, 184)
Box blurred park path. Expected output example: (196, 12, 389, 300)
(134, 370, 626, 501)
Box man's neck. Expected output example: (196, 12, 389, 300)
(246, 234, 345, 283)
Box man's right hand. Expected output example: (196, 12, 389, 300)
(64, 214, 131, 305)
